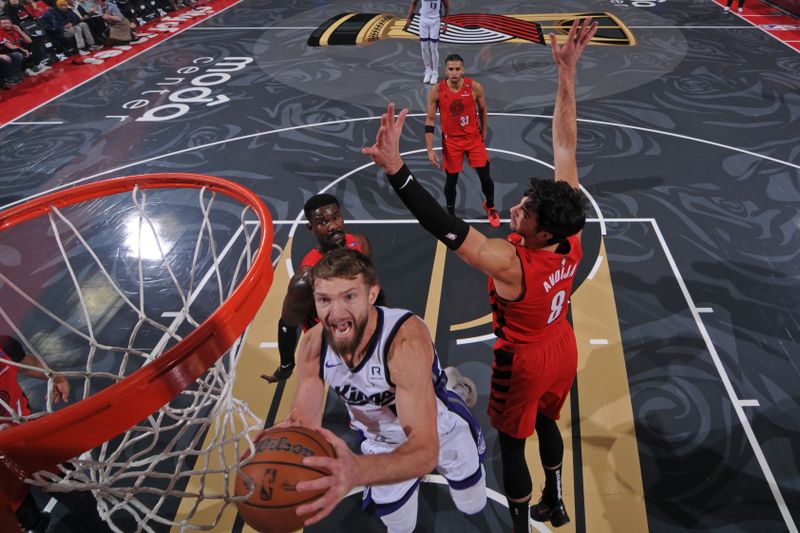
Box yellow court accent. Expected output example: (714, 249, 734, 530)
(169, 238, 305, 533)
(570, 241, 648, 532)
(423, 241, 448, 339)
(449, 312, 492, 332)
(318, 12, 358, 46)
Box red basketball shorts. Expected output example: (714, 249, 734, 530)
(442, 134, 489, 173)
(488, 321, 578, 439)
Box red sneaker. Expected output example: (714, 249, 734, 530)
(483, 201, 500, 228)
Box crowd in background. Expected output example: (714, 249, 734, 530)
(0, 0, 196, 90)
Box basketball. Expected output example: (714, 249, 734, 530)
(234, 426, 336, 533)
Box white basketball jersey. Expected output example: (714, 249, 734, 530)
(321, 306, 456, 446)
(419, 0, 442, 20)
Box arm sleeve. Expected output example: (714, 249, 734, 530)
(386, 164, 470, 251)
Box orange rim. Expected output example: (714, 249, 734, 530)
(0, 174, 274, 504)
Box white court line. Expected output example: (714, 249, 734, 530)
(697, 307, 714, 314)
(491, 114, 800, 172)
(4, 112, 799, 214)
(186, 26, 316, 30)
(456, 332, 496, 345)
(589, 339, 609, 345)
(587, 255, 603, 280)
(737, 399, 761, 407)
(7, 121, 64, 125)
(628, 25, 759, 28)
(0, 0, 247, 132)
(647, 218, 797, 533)
(259, 341, 278, 349)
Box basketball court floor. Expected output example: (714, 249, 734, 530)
(1, 0, 799, 532)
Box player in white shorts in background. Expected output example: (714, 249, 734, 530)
(260, 248, 486, 532)
(406, 0, 449, 85)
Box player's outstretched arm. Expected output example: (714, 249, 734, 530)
(262, 268, 314, 383)
(294, 317, 439, 526)
(363, 103, 520, 285)
(441, 0, 450, 33)
(549, 18, 597, 191)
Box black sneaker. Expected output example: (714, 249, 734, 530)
(530, 498, 570, 527)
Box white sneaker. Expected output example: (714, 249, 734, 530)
(78, 49, 90, 56)
(444, 366, 477, 408)
(24, 68, 38, 77)
(737, 7, 742, 12)
(723, 6, 730, 11)
(428, 70, 438, 85)
(423, 69, 432, 84)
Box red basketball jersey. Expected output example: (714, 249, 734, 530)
(0, 351, 31, 418)
(299, 233, 365, 269)
(489, 235, 583, 346)
(438, 78, 481, 139)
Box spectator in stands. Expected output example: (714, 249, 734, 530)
(67, 0, 104, 43)
(724, 0, 745, 13)
(0, 16, 49, 75)
(39, 0, 98, 54)
(0, 51, 22, 88)
(97, 0, 132, 44)
(3, 0, 30, 25)
(20, 0, 47, 19)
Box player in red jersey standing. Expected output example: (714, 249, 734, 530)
(364, 19, 598, 532)
(262, 193, 373, 383)
(1, 335, 70, 532)
(425, 53, 500, 227)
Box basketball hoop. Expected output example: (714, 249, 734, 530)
(0, 174, 275, 531)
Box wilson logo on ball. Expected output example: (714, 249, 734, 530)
(256, 436, 316, 457)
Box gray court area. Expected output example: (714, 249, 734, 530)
(1, 0, 799, 532)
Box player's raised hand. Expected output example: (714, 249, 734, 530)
(51, 374, 70, 403)
(362, 103, 408, 175)
(549, 18, 597, 73)
(295, 426, 359, 525)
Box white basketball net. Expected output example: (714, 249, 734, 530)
(0, 183, 279, 532)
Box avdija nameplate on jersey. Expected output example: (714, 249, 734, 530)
(308, 12, 636, 47)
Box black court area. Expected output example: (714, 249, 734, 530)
(0, 1, 799, 532)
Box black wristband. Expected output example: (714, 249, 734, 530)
(424, 124, 435, 134)
(386, 165, 470, 250)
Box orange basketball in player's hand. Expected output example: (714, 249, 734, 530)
(234, 426, 336, 533)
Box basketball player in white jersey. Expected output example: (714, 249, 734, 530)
(259, 248, 485, 532)
(405, 0, 449, 85)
